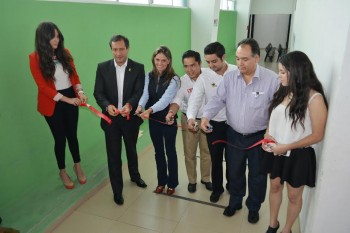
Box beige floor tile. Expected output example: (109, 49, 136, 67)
(118, 209, 178, 233)
(51, 211, 115, 233)
(77, 146, 156, 220)
(77, 177, 154, 220)
(259, 49, 279, 73)
(125, 190, 190, 221)
(136, 146, 158, 184)
(107, 221, 160, 233)
(174, 202, 244, 233)
(49, 120, 301, 233)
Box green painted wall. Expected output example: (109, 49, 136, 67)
(218, 10, 237, 64)
(0, 1, 190, 232)
(0, 1, 236, 232)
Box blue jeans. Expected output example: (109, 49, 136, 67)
(227, 127, 267, 212)
(149, 120, 178, 189)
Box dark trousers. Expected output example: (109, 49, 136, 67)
(45, 87, 80, 170)
(149, 120, 178, 189)
(227, 127, 267, 212)
(104, 114, 142, 196)
(206, 120, 229, 194)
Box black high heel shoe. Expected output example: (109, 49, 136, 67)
(265, 221, 279, 233)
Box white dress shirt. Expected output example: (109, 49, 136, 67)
(171, 73, 204, 117)
(187, 64, 237, 121)
(114, 59, 128, 109)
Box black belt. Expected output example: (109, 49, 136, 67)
(235, 129, 265, 138)
(182, 112, 201, 120)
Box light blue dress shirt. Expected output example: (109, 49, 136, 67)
(202, 65, 279, 134)
(138, 72, 180, 113)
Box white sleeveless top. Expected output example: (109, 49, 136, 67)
(54, 60, 72, 90)
(268, 93, 321, 157)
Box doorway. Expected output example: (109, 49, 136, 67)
(248, 14, 291, 50)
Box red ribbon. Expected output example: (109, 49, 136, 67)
(114, 109, 130, 120)
(212, 138, 276, 150)
(150, 117, 182, 127)
(80, 103, 112, 125)
(138, 115, 183, 128)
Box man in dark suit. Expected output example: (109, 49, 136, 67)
(94, 35, 147, 206)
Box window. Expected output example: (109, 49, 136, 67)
(220, 0, 236, 11)
(118, 0, 148, 4)
(152, 0, 172, 5)
(151, 0, 187, 7)
(172, 0, 185, 7)
(98, 0, 187, 7)
(49, 0, 187, 7)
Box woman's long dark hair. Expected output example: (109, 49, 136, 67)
(269, 51, 328, 129)
(35, 22, 74, 81)
(151, 46, 178, 85)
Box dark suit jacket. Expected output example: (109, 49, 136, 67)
(93, 58, 145, 129)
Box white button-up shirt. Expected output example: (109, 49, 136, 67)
(187, 64, 237, 121)
(114, 59, 128, 109)
(172, 73, 204, 117)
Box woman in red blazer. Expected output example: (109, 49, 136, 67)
(29, 22, 87, 189)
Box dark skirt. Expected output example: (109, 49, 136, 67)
(261, 147, 316, 188)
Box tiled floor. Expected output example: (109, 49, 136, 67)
(259, 48, 280, 72)
(47, 130, 300, 233)
(46, 53, 296, 233)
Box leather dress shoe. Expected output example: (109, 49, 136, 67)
(131, 178, 147, 188)
(248, 211, 259, 223)
(167, 187, 175, 195)
(223, 204, 242, 217)
(200, 180, 213, 191)
(188, 183, 197, 193)
(209, 192, 222, 203)
(114, 194, 124, 205)
(265, 221, 279, 233)
(154, 185, 165, 193)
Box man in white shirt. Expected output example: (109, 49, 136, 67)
(187, 42, 237, 203)
(94, 35, 147, 206)
(166, 50, 212, 193)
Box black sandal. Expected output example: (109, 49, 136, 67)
(266, 221, 279, 233)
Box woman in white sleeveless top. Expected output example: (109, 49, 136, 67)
(261, 51, 328, 233)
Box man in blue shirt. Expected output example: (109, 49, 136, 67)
(201, 38, 279, 223)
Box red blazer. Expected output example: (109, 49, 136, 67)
(29, 49, 81, 116)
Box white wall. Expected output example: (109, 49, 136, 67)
(235, 0, 251, 44)
(236, 0, 296, 46)
(250, 0, 296, 14)
(189, 0, 221, 60)
(292, 0, 350, 232)
(251, 0, 296, 50)
(253, 14, 290, 48)
(234, 0, 350, 232)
